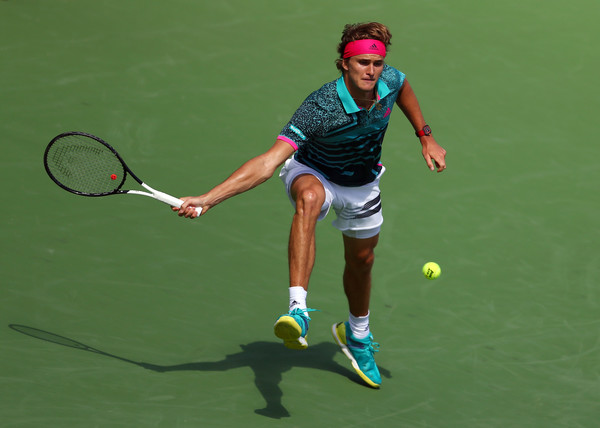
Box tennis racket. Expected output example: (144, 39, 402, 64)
(44, 131, 202, 216)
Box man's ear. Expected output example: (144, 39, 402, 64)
(341, 58, 350, 72)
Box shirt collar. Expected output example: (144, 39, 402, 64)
(336, 76, 391, 113)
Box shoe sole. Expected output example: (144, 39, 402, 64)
(274, 315, 308, 350)
(331, 322, 380, 388)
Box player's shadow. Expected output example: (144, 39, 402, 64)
(9, 325, 391, 419)
(144, 341, 392, 418)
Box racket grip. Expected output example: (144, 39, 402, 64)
(150, 189, 203, 216)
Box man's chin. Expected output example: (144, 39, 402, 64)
(360, 81, 376, 91)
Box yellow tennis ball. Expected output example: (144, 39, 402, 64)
(423, 262, 441, 280)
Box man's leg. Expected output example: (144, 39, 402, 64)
(274, 174, 325, 349)
(288, 174, 326, 290)
(332, 232, 382, 388)
(342, 233, 379, 317)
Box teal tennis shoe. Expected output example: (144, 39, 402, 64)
(274, 308, 316, 350)
(332, 321, 381, 388)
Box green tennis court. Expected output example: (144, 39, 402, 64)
(2, 0, 599, 426)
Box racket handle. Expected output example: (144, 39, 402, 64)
(140, 185, 203, 216)
(160, 194, 203, 216)
(167, 197, 203, 216)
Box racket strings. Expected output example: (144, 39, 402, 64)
(46, 135, 125, 195)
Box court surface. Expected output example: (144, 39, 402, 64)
(1, 1, 599, 426)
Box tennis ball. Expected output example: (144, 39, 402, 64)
(423, 262, 441, 280)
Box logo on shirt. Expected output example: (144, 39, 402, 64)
(290, 124, 307, 141)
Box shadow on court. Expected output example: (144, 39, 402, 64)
(9, 324, 391, 419)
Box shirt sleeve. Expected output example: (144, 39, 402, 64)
(381, 64, 406, 93)
(277, 93, 324, 151)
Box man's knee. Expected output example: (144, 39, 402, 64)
(292, 177, 325, 217)
(295, 189, 324, 219)
(345, 246, 376, 271)
(343, 234, 378, 272)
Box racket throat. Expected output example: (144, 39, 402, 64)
(132, 183, 184, 208)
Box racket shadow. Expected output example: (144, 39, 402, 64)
(8, 324, 391, 420)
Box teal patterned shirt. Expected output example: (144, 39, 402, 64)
(278, 64, 406, 186)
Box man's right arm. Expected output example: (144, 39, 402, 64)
(396, 79, 447, 173)
(176, 139, 296, 218)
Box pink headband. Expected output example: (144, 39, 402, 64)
(343, 39, 387, 58)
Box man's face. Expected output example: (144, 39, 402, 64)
(342, 54, 385, 96)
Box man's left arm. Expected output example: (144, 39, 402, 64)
(395, 79, 447, 172)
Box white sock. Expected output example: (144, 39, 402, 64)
(289, 286, 308, 315)
(349, 312, 370, 339)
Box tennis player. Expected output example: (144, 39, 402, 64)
(176, 22, 446, 388)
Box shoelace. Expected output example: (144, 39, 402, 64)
(350, 337, 380, 354)
(288, 307, 319, 320)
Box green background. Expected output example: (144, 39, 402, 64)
(2, 0, 599, 426)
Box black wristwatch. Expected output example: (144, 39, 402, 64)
(415, 125, 432, 137)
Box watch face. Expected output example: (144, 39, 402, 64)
(423, 125, 432, 135)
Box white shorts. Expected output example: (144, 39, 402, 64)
(279, 158, 384, 239)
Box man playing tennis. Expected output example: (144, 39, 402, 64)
(176, 22, 446, 388)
